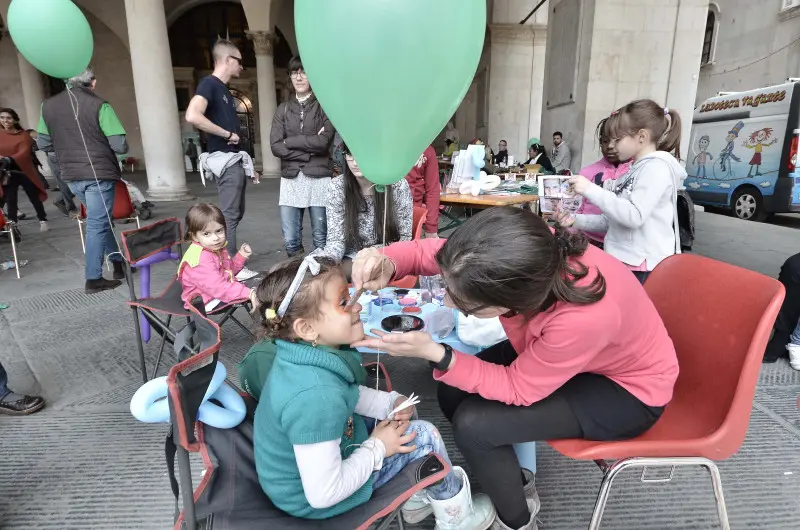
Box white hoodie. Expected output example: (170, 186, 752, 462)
(574, 151, 686, 270)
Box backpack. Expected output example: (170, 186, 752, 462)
(676, 190, 695, 251)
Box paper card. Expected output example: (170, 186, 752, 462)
(538, 176, 582, 214)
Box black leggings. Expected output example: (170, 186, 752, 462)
(3, 171, 47, 223)
(438, 341, 663, 528)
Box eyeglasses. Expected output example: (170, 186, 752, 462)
(290, 70, 307, 80)
(228, 55, 243, 66)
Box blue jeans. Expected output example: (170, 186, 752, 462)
(0, 361, 9, 401)
(790, 320, 800, 345)
(371, 420, 462, 501)
(69, 180, 122, 280)
(280, 206, 326, 255)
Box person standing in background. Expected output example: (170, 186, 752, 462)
(185, 138, 199, 173)
(405, 145, 441, 238)
(270, 55, 334, 257)
(186, 40, 259, 272)
(551, 131, 572, 172)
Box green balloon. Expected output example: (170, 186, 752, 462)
(7, 0, 93, 79)
(295, 0, 485, 186)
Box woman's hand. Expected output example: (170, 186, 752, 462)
(372, 420, 416, 457)
(390, 395, 416, 421)
(352, 330, 446, 363)
(568, 175, 592, 195)
(351, 248, 395, 291)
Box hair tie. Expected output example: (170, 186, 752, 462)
(264, 308, 277, 320)
(663, 107, 669, 116)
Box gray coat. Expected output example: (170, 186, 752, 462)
(270, 94, 334, 179)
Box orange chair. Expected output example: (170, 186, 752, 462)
(0, 209, 21, 279)
(388, 206, 427, 289)
(77, 180, 139, 254)
(547, 254, 784, 529)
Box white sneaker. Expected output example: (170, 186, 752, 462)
(402, 490, 433, 524)
(39, 221, 49, 233)
(786, 343, 800, 370)
(429, 466, 496, 530)
(235, 267, 259, 281)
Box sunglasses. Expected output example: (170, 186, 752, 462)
(228, 55, 243, 66)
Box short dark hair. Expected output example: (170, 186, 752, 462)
(499, 139, 507, 144)
(288, 55, 303, 73)
(184, 203, 226, 241)
(553, 131, 563, 138)
(435, 207, 605, 316)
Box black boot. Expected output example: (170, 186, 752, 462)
(112, 261, 136, 280)
(85, 277, 122, 294)
(53, 198, 70, 217)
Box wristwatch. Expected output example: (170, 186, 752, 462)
(429, 343, 453, 371)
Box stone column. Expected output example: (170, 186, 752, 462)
(16, 53, 45, 130)
(124, 0, 190, 201)
(247, 30, 281, 176)
(527, 30, 547, 146)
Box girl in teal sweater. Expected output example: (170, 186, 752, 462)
(251, 255, 495, 529)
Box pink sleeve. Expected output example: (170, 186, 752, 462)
(230, 251, 247, 275)
(433, 305, 620, 406)
(423, 147, 441, 234)
(182, 251, 251, 304)
(576, 162, 601, 215)
(380, 238, 446, 279)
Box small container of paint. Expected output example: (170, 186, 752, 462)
(372, 296, 394, 307)
(358, 294, 372, 322)
(398, 296, 417, 307)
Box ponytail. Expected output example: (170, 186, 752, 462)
(658, 108, 682, 160)
(550, 224, 606, 309)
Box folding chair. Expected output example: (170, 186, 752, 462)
(78, 180, 139, 254)
(120, 218, 257, 383)
(0, 209, 21, 279)
(165, 314, 449, 530)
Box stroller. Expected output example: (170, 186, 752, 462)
(121, 179, 153, 221)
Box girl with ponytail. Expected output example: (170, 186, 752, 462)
(558, 99, 686, 284)
(350, 206, 678, 530)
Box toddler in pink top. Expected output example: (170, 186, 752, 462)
(178, 203, 257, 311)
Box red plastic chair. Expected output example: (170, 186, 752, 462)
(77, 180, 139, 254)
(547, 254, 784, 529)
(388, 206, 427, 289)
(0, 209, 21, 279)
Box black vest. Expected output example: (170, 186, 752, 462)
(41, 86, 120, 182)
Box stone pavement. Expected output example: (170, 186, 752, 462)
(0, 173, 799, 529)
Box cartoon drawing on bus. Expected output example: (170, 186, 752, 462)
(692, 135, 713, 178)
(743, 127, 778, 177)
(718, 121, 744, 178)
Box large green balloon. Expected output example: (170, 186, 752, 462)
(295, 0, 485, 185)
(7, 0, 93, 79)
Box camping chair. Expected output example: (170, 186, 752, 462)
(547, 254, 784, 529)
(166, 313, 449, 530)
(388, 206, 428, 289)
(120, 218, 257, 383)
(0, 209, 21, 279)
(77, 180, 139, 254)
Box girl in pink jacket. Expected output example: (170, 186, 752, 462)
(178, 203, 257, 311)
(575, 118, 632, 246)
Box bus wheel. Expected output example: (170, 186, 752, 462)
(731, 187, 767, 222)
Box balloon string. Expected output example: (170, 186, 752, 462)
(375, 190, 389, 428)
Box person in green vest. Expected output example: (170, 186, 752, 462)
(243, 255, 495, 528)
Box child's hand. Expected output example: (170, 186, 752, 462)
(239, 243, 252, 259)
(568, 175, 592, 195)
(372, 420, 416, 457)
(553, 205, 575, 227)
(391, 395, 416, 421)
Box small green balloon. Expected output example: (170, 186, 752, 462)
(295, 0, 485, 186)
(7, 0, 94, 79)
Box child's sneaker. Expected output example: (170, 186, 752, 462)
(236, 267, 259, 281)
(786, 343, 800, 370)
(521, 468, 540, 517)
(39, 221, 49, 233)
(402, 490, 432, 524)
(429, 466, 495, 530)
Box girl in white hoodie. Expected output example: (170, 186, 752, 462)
(557, 100, 686, 284)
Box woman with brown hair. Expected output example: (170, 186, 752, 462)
(351, 207, 678, 530)
(0, 107, 48, 237)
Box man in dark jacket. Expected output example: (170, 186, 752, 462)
(270, 56, 334, 257)
(38, 68, 128, 294)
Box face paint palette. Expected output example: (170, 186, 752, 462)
(381, 315, 425, 333)
(398, 297, 418, 307)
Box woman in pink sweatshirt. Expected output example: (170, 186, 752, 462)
(576, 118, 633, 247)
(351, 207, 678, 530)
